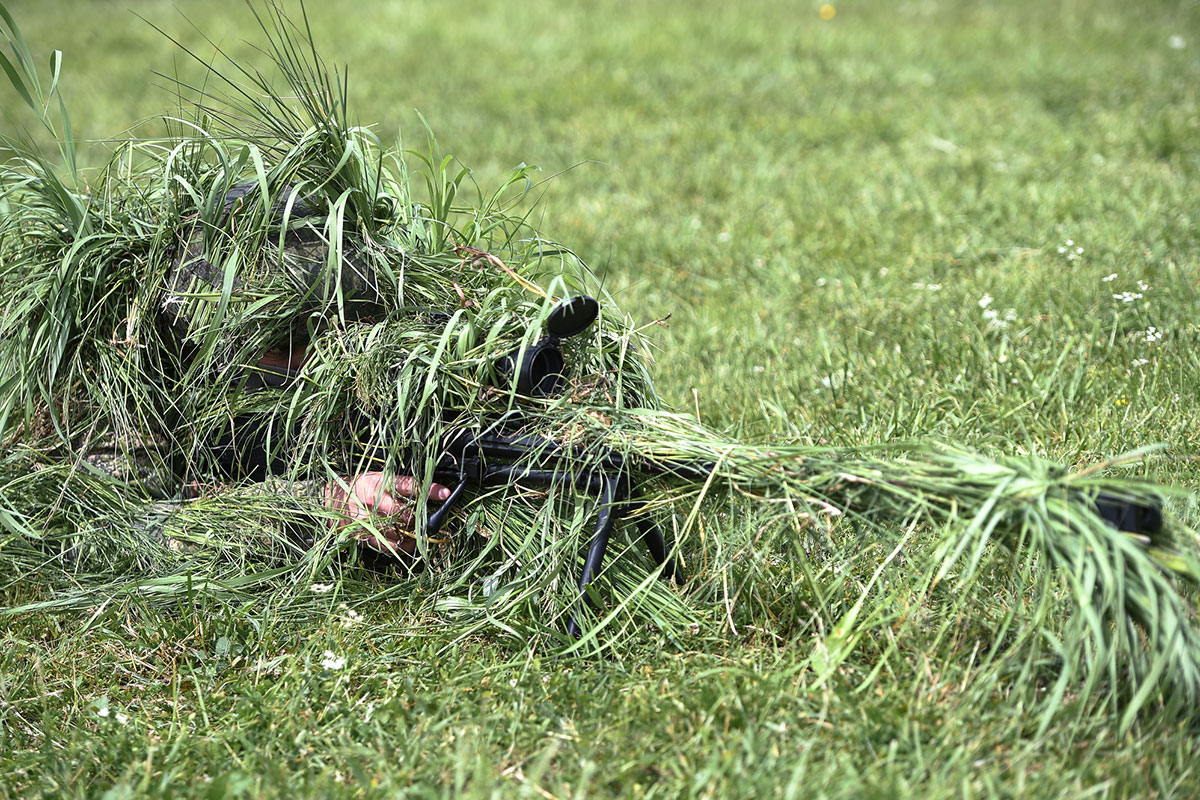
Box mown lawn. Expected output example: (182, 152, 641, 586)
(2, 0, 1199, 797)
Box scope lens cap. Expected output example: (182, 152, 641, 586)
(546, 295, 599, 340)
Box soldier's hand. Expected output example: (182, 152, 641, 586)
(324, 473, 451, 555)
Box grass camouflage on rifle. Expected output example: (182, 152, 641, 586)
(0, 3, 1197, 732)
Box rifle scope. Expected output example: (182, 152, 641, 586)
(496, 295, 599, 397)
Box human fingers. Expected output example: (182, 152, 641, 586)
(367, 488, 400, 516)
(390, 475, 452, 503)
(356, 513, 417, 555)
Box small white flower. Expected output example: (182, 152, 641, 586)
(1137, 280, 1150, 291)
(926, 283, 942, 291)
(321, 651, 346, 670)
(1132, 358, 1150, 367)
(982, 307, 1015, 331)
(1058, 240, 1083, 261)
(1169, 35, 1186, 50)
(816, 277, 827, 287)
(338, 604, 363, 628)
(311, 582, 334, 594)
(1102, 273, 1118, 282)
(878, 267, 889, 277)
(752, 365, 765, 373)
(978, 293, 994, 309)
(717, 231, 731, 243)
(96, 706, 110, 718)
(115, 712, 129, 726)
(1143, 327, 1163, 343)
(1113, 291, 1144, 303)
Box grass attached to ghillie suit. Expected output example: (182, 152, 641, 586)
(0, 4, 1197, 733)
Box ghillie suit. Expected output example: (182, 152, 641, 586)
(1, 6, 1198, 732)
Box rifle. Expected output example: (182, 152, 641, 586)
(419, 296, 1163, 638)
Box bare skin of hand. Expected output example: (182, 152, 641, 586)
(324, 473, 452, 555)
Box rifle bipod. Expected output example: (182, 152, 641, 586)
(565, 476, 684, 639)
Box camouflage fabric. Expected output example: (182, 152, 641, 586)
(80, 435, 323, 551)
(161, 183, 386, 345)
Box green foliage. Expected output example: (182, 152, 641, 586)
(1, 0, 1199, 797)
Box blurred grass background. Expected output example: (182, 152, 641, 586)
(2, 0, 1200, 797)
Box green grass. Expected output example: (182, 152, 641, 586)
(2, 0, 1200, 797)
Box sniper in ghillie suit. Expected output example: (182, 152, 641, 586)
(0, 3, 1197, 732)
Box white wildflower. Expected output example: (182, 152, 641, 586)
(982, 307, 1016, 331)
(1132, 358, 1150, 367)
(1169, 35, 1185, 50)
(816, 277, 827, 287)
(978, 293, 993, 309)
(878, 267, 889, 277)
(96, 706, 110, 718)
(1113, 291, 1143, 303)
(1143, 327, 1163, 343)
(1137, 280, 1150, 291)
(338, 604, 363, 628)
(1058, 240, 1083, 261)
(115, 712, 129, 726)
(926, 283, 942, 291)
(717, 231, 731, 243)
(1102, 273, 1117, 282)
(311, 582, 334, 594)
(321, 651, 346, 670)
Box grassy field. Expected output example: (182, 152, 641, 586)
(2, 0, 1200, 797)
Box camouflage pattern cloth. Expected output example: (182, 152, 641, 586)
(80, 435, 322, 549)
(161, 183, 386, 347)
